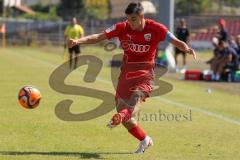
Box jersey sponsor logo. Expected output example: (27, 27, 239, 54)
(144, 33, 151, 41)
(105, 25, 116, 33)
(121, 40, 150, 53)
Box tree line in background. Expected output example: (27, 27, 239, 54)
(0, 0, 109, 21)
(175, 0, 240, 15)
(57, 0, 109, 20)
(0, 0, 240, 21)
(0, 0, 2, 14)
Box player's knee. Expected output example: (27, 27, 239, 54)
(128, 92, 145, 106)
(115, 93, 143, 113)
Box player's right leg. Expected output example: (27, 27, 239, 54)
(183, 52, 187, 66)
(108, 91, 153, 154)
(107, 98, 133, 128)
(73, 45, 81, 69)
(180, 52, 187, 73)
(174, 53, 178, 66)
(107, 91, 142, 128)
(174, 48, 180, 72)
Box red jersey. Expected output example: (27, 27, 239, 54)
(104, 19, 168, 100)
(104, 19, 168, 65)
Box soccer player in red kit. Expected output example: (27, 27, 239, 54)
(68, 2, 196, 154)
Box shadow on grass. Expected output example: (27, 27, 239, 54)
(0, 151, 133, 159)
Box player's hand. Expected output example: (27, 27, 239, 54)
(68, 39, 78, 48)
(187, 48, 197, 60)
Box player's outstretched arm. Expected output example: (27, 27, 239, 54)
(166, 31, 197, 60)
(68, 33, 107, 48)
(171, 38, 197, 60)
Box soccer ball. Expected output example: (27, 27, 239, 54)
(18, 86, 42, 109)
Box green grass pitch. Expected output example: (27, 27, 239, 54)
(0, 46, 240, 160)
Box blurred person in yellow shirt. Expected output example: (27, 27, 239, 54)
(64, 17, 84, 69)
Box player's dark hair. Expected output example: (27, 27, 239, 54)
(125, 2, 144, 15)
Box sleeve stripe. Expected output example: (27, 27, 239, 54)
(166, 31, 176, 43)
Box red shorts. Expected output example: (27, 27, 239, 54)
(115, 70, 154, 102)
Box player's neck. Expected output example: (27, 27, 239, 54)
(136, 19, 146, 32)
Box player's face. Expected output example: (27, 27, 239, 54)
(180, 19, 186, 27)
(72, 18, 77, 25)
(126, 14, 143, 30)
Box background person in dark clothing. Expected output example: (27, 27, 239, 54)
(217, 18, 228, 42)
(236, 35, 240, 57)
(210, 41, 233, 81)
(174, 18, 190, 73)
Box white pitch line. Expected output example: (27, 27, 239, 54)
(5, 50, 240, 126)
(155, 97, 240, 126)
